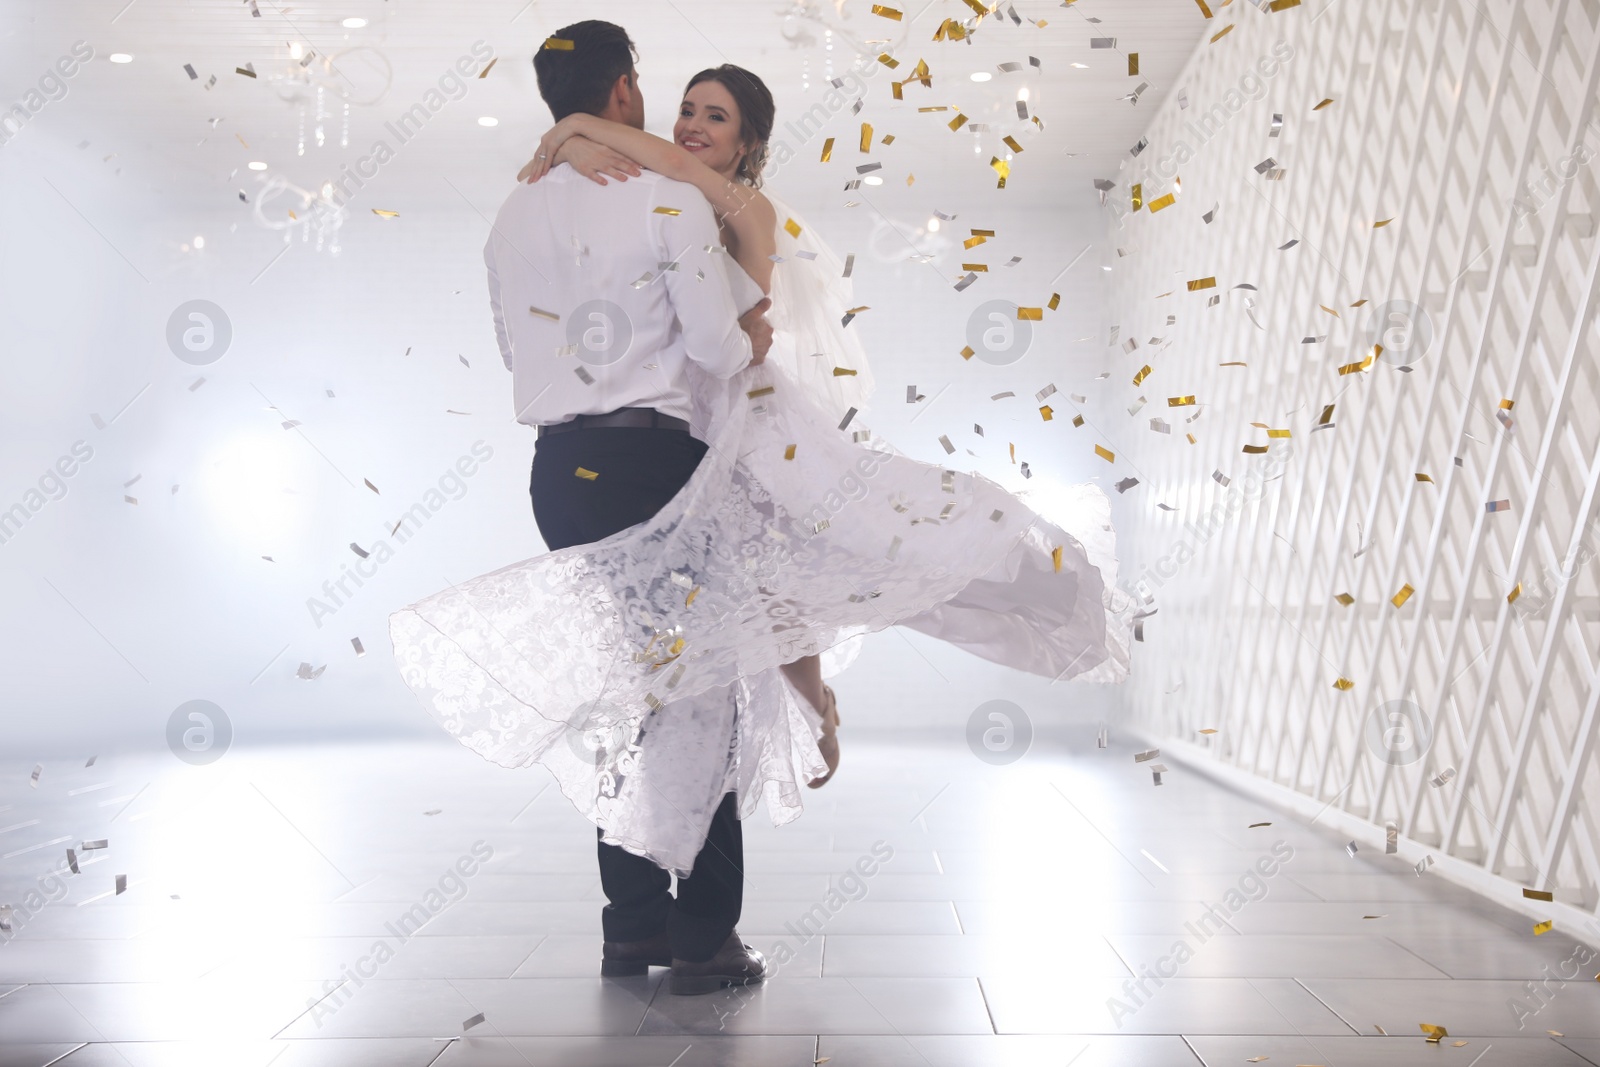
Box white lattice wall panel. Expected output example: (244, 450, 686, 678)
(1105, 0, 1600, 917)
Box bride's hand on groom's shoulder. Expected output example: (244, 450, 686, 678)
(518, 115, 641, 186)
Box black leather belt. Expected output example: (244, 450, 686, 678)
(536, 407, 690, 439)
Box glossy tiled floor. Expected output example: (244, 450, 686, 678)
(3, 733, 1598, 1066)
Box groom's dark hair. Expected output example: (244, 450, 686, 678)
(533, 20, 639, 121)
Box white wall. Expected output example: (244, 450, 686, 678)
(1105, 0, 1600, 926)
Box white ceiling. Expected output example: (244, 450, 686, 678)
(3, 0, 1213, 214)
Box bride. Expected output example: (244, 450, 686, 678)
(389, 63, 1129, 876)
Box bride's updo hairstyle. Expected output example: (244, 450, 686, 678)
(684, 65, 775, 188)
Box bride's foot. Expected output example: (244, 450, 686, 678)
(807, 684, 841, 789)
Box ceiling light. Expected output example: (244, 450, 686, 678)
(193, 235, 205, 249)
(863, 175, 883, 185)
(109, 53, 133, 64)
(341, 17, 367, 28)
(927, 217, 941, 232)
(1071, 62, 1088, 69)
(477, 116, 499, 127)
(970, 72, 992, 82)
(248, 161, 268, 171)
(289, 42, 304, 59)
(1018, 87, 1030, 102)
(1103, 265, 1112, 271)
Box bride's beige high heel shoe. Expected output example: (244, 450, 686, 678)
(807, 684, 841, 789)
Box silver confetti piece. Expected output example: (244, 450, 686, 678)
(1134, 749, 1160, 762)
(351, 637, 365, 657)
(1269, 113, 1283, 137)
(86, 756, 97, 768)
(842, 253, 855, 277)
(183, 63, 199, 80)
(1114, 477, 1139, 493)
(83, 839, 108, 850)
(463, 1013, 485, 1031)
(574, 366, 596, 385)
(1254, 157, 1277, 174)
(67, 849, 79, 874)
(115, 874, 127, 895)
(296, 662, 326, 680)
(954, 272, 978, 292)
(1430, 767, 1456, 787)
(1097, 728, 1108, 748)
(350, 543, 369, 559)
(942, 470, 955, 493)
(992, 392, 1014, 400)
(1130, 136, 1148, 157)
(938, 435, 955, 454)
(30, 764, 42, 787)
(1035, 383, 1057, 402)
(1414, 855, 1434, 876)
(1213, 470, 1231, 487)
(1344, 841, 1358, 857)
(839, 407, 858, 431)
(886, 536, 902, 561)
(630, 272, 654, 288)
(1385, 823, 1398, 854)
(1091, 36, 1117, 48)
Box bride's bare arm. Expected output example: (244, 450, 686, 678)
(520, 114, 777, 292)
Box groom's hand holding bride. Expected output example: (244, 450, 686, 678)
(740, 297, 772, 366)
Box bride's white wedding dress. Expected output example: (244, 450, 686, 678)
(389, 196, 1131, 875)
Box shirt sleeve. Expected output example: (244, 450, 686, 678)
(484, 239, 513, 372)
(653, 186, 753, 380)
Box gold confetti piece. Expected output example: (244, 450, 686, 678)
(1420, 1023, 1448, 1044)
(1391, 583, 1414, 608)
(1507, 583, 1522, 603)
(960, 345, 975, 360)
(1194, 0, 1214, 15)
(1197, 728, 1218, 735)
(1148, 192, 1176, 212)
(1052, 546, 1063, 572)
(1267, 428, 1291, 438)
(1335, 592, 1354, 605)
(372, 208, 399, 218)
(1248, 821, 1271, 827)
(747, 385, 776, 398)
(949, 112, 969, 132)
(528, 306, 559, 321)
(859, 123, 873, 152)
(1534, 920, 1554, 935)
(1319, 304, 1340, 317)
(1040, 405, 1054, 421)
(832, 367, 858, 377)
(964, 235, 987, 250)
(1337, 352, 1376, 375)
(1210, 23, 1235, 42)
(1094, 444, 1115, 462)
(1333, 677, 1355, 690)
(1187, 276, 1217, 291)
(1168, 396, 1195, 406)
(1128, 53, 1140, 76)
(820, 137, 834, 162)
(1073, 414, 1085, 427)
(1415, 473, 1433, 483)
(1131, 183, 1143, 211)
(783, 218, 803, 240)
(1048, 293, 1061, 310)
(872, 3, 903, 18)
(990, 156, 1009, 187)
(1017, 307, 1043, 320)
(1003, 134, 1023, 153)
(1242, 444, 1269, 454)
(574, 467, 599, 481)
(543, 37, 574, 50)
(477, 56, 498, 78)
(1269, 0, 1301, 9)
(1313, 97, 1335, 110)
(363, 478, 380, 495)
(970, 228, 996, 237)
(891, 81, 905, 100)
(1220, 360, 1248, 367)
(1373, 217, 1394, 228)
(961, 263, 989, 272)
(1523, 887, 1554, 901)
(1131, 365, 1154, 387)
(653, 206, 683, 216)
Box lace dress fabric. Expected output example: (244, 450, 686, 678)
(389, 200, 1130, 876)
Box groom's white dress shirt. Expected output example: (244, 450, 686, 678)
(485, 163, 764, 428)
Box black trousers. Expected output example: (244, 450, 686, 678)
(529, 425, 744, 962)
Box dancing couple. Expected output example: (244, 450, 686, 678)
(389, 19, 1128, 996)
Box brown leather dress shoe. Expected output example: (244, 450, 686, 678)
(668, 931, 767, 995)
(600, 930, 671, 976)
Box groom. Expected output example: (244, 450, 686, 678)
(484, 20, 771, 993)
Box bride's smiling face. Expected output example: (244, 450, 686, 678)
(673, 80, 747, 179)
